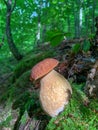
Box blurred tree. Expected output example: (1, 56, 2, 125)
(3, 0, 23, 60)
(0, 0, 97, 60)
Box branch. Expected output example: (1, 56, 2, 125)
(11, 0, 17, 12)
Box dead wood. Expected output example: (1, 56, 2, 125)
(84, 60, 98, 98)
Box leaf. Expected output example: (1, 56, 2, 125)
(52, 1, 58, 4)
(72, 43, 81, 54)
(46, 30, 70, 46)
(89, 34, 95, 39)
(50, 34, 64, 46)
(82, 41, 91, 52)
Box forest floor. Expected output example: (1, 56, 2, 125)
(0, 41, 98, 130)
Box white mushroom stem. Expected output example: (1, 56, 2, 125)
(40, 70, 72, 117)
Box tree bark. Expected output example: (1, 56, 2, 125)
(4, 0, 23, 60)
(74, 0, 82, 38)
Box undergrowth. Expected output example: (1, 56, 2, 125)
(0, 48, 98, 129)
(1, 77, 98, 130)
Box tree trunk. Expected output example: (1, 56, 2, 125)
(74, 11, 80, 38)
(36, 0, 42, 46)
(74, 0, 82, 38)
(41, 1, 48, 43)
(4, 0, 23, 60)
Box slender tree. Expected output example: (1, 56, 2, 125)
(74, 0, 81, 38)
(3, 0, 23, 60)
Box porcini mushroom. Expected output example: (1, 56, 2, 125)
(30, 58, 72, 117)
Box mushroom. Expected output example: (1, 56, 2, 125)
(30, 58, 72, 117)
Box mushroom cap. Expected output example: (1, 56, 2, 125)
(30, 58, 59, 80)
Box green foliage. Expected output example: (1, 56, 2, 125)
(89, 33, 95, 39)
(71, 40, 91, 54)
(82, 40, 91, 52)
(0, 0, 97, 59)
(71, 43, 81, 54)
(46, 30, 70, 46)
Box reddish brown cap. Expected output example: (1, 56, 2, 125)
(30, 58, 59, 80)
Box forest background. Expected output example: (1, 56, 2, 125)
(0, 0, 98, 130)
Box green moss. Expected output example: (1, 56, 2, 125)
(0, 70, 31, 103)
(12, 50, 56, 82)
(10, 70, 32, 99)
(46, 84, 98, 130)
